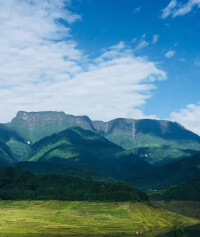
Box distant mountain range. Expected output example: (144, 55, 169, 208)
(0, 111, 200, 200)
(4, 111, 200, 166)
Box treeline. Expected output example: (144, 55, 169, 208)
(151, 179, 200, 201)
(0, 167, 148, 202)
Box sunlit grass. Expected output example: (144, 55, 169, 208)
(0, 201, 198, 236)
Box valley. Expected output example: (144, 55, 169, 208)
(1, 111, 200, 236)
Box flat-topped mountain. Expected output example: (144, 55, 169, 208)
(11, 111, 200, 142)
(7, 111, 200, 165)
(10, 111, 95, 143)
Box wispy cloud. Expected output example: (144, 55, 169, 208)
(132, 37, 137, 43)
(133, 7, 141, 14)
(169, 103, 200, 135)
(165, 50, 176, 58)
(135, 40, 149, 50)
(0, 0, 167, 122)
(152, 34, 159, 44)
(161, 0, 177, 19)
(161, 0, 200, 18)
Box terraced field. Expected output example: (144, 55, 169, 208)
(0, 201, 198, 236)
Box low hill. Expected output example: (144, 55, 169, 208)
(151, 179, 200, 201)
(136, 153, 200, 190)
(28, 127, 151, 183)
(0, 167, 148, 202)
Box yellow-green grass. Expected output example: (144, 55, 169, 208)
(0, 201, 199, 236)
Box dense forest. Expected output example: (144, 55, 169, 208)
(0, 167, 149, 202)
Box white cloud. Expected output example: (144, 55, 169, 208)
(0, 0, 167, 123)
(165, 50, 176, 58)
(169, 103, 200, 135)
(161, 0, 177, 19)
(133, 7, 141, 14)
(173, 0, 200, 17)
(135, 40, 149, 50)
(152, 34, 159, 44)
(161, 0, 200, 18)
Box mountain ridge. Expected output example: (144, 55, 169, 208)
(6, 111, 200, 165)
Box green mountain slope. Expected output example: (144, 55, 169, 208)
(130, 145, 198, 166)
(98, 118, 200, 165)
(0, 141, 16, 166)
(0, 167, 148, 202)
(0, 124, 30, 161)
(136, 153, 200, 190)
(151, 179, 200, 201)
(28, 127, 151, 183)
(8, 111, 200, 165)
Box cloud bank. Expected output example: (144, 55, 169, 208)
(0, 0, 167, 122)
(170, 103, 200, 135)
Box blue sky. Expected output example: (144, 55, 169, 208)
(70, 0, 200, 117)
(0, 0, 200, 134)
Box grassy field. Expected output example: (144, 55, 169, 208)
(152, 200, 200, 219)
(0, 201, 198, 236)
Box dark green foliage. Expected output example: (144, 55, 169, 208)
(151, 179, 200, 201)
(28, 127, 152, 183)
(136, 153, 200, 190)
(0, 167, 149, 202)
(13, 161, 118, 182)
(171, 216, 188, 237)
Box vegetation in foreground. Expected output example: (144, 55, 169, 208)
(0, 200, 198, 236)
(0, 167, 148, 202)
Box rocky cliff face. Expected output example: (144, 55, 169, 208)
(94, 118, 200, 142)
(13, 111, 69, 129)
(9, 111, 200, 143)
